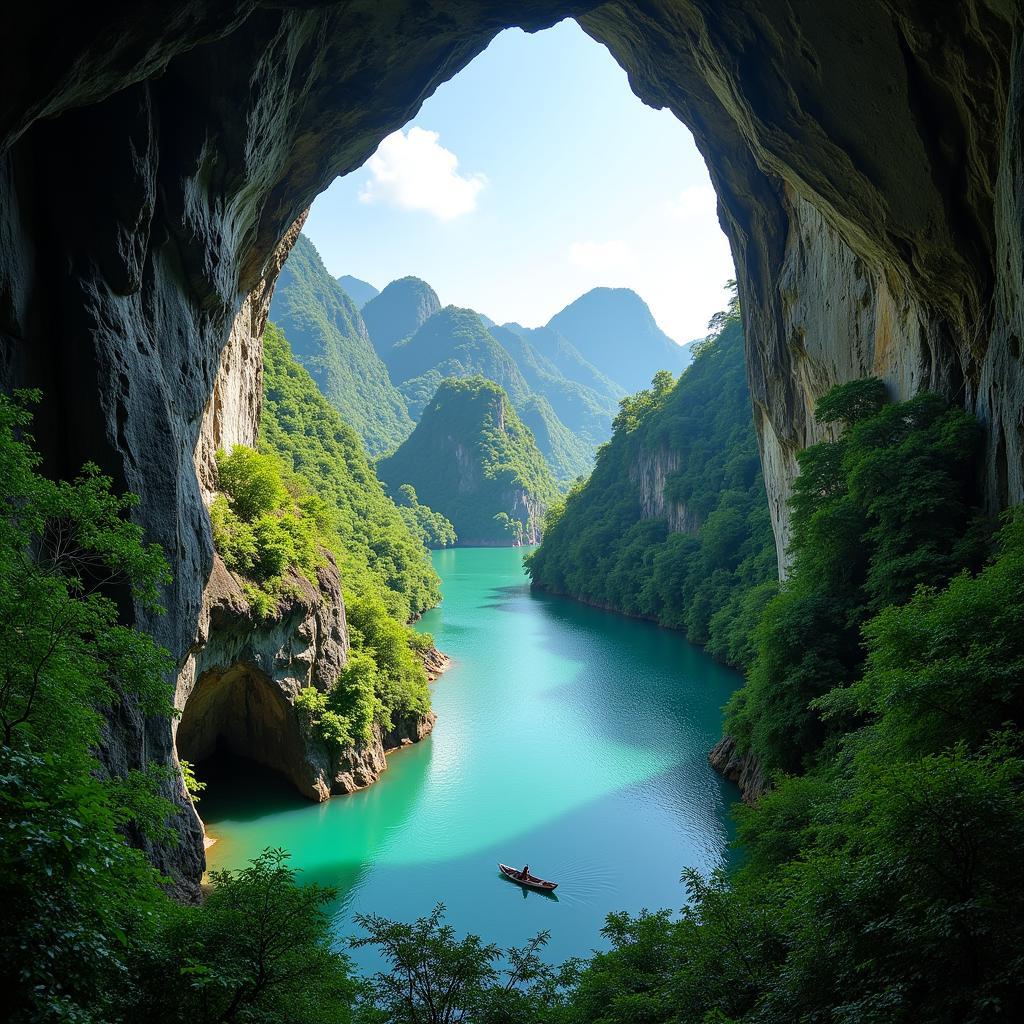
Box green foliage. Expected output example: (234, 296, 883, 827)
(179, 759, 206, 802)
(0, 391, 175, 1023)
(126, 849, 355, 1024)
(257, 322, 433, 736)
(211, 445, 331, 618)
(261, 322, 440, 623)
(527, 303, 776, 669)
(392, 484, 457, 549)
(378, 376, 560, 545)
(352, 903, 575, 1024)
(836, 514, 1024, 757)
(728, 381, 987, 773)
(270, 234, 413, 456)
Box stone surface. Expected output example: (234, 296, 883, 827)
(708, 735, 769, 805)
(629, 446, 701, 535)
(1, 0, 1020, 887)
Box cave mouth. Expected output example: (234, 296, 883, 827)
(176, 663, 307, 798)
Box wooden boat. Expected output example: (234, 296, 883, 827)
(498, 862, 558, 891)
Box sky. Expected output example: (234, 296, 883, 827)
(305, 19, 735, 344)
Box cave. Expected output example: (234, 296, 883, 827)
(175, 661, 308, 794)
(2, 1, 1019, 890)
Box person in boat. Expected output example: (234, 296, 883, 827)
(519, 864, 530, 880)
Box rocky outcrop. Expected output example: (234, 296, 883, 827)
(420, 644, 453, 682)
(175, 553, 436, 835)
(1, 1, 1020, 888)
(708, 735, 769, 805)
(629, 446, 701, 536)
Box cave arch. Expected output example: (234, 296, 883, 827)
(1, 1, 1019, 889)
(176, 661, 310, 797)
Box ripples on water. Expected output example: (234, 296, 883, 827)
(203, 547, 741, 967)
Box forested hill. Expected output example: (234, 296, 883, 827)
(268, 234, 412, 456)
(361, 276, 442, 357)
(547, 286, 693, 393)
(384, 305, 594, 482)
(336, 274, 379, 308)
(377, 376, 559, 546)
(259, 322, 449, 619)
(526, 310, 777, 668)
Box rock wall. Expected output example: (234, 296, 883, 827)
(629, 446, 701, 536)
(708, 735, 769, 805)
(1, 0, 1020, 885)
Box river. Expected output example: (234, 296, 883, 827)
(202, 546, 741, 968)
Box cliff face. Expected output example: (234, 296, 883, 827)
(1, 0, 1020, 885)
(629, 447, 701, 536)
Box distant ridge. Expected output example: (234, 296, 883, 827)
(337, 274, 379, 308)
(547, 286, 690, 393)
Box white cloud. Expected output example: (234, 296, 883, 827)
(567, 239, 633, 271)
(358, 127, 487, 221)
(666, 184, 718, 222)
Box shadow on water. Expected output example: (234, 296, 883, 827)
(332, 766, 734, 970)
(523, 589, 744, 767)
(480, 582, 535, 613)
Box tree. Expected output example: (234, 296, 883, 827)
(126, 850, 355, 1024)
(0, 390, 176, 1024)
(352, 904, 573, 1024)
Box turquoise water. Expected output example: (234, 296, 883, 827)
(201, 547, 741, 966)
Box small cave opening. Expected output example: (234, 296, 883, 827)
(175, 662, 309, 801)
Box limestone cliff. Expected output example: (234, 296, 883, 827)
(629, 447, 701, 536)
(1, 0, 1020, 889)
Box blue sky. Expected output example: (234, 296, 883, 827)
(305, 19, 734, 343)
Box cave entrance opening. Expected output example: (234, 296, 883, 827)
(176, 662, 308, 802)
(296, 16, 734, 454)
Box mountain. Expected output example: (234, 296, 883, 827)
(547, 287, 691, 393)
(500, 322, 625, 405)
(337, 274, 379, 308)
(361, 276, 442, 356)
(388, 306, 528, 415)
(269, 234, 412, 456)
(377, 377, 559, 546)
(386, 305, 593, 482)
(489, 324, 620, 445)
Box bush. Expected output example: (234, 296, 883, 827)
(211, 445, 332, 616)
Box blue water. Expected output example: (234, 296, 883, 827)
(202, 546, 741, 966)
